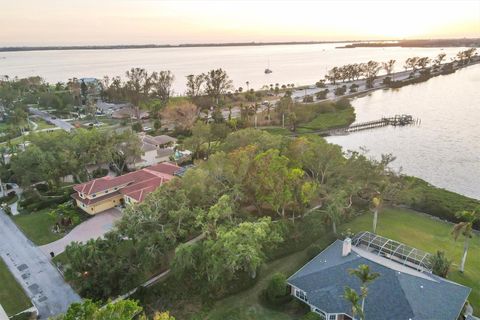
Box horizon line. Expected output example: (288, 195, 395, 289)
(1, 37, 479, 53)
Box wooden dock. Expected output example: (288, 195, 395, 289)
(296, 114, 419, 136)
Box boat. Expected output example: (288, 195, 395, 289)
(264, 59, 272, 74)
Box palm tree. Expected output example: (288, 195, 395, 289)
(245, 81, 250, 91)
(382, 59, 396, 80)
(451, 209, 479, 272)
(348, 264, 380, 315)
(343, 287, 364, 320)
(371, 195, 382, 233)
(325, 191, 351, 234)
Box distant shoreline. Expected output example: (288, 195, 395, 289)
(1, 38, 479, 53)
(336, 38, 480, 49)
(0, 41, 353, 53)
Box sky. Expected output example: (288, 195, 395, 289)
(0, 0, 479, 46)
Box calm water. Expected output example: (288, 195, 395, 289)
(327, 64, 480, 200)
(1, 44, 477, 198)
(0, 44, 465, 94)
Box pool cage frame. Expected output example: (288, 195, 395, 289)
(351, 231, 433, 273)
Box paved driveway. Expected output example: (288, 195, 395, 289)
(40, 208, 123, 257)
(0, 211, 80, 319)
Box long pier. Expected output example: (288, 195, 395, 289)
(295, 114, 419, 136)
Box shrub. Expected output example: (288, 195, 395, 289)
(349, 83, 359, 93)
(383, 76, 392, 85)
(20, 188, 72, 212)
(0, 191, 16, 204)
(334, 85, 347, 96)
(303, 95, 314, 103)
(131, 122, 143, 132)
(92, 168, 108, 178)
(399, 176, 480, 229)
(302, 312, 322, 320)
(153, 119, 162, 130)
(315, 89, 329, 100)
(265, 273, 289, 302)
(335, 98, 351, 110)
(430, 251, 452, 278)
(35, 183, 49, 192)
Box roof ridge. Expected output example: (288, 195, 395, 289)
(289, 255, 363, 284)
(394, 270, 419, 319)
(288, 240, 342, 281)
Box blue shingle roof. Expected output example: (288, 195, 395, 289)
(288, 240, 471, 320)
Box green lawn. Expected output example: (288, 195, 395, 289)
(0, 259, 32, 316)
(297, 108, 355, 132)
(13, 208, 63, 245)
(34, 118, 56, 130)
(203, 207, 480, 319)
(340, 207, 480, 314)
(202, 236, 333, 320)
(261, 108, 355, 136)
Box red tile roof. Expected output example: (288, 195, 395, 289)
(72, 163, 180, 205)
(147, 162, 180, 176)
(120, 175, 170, 199)
(72, 191, 122, 206)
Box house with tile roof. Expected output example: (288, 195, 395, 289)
(134, 133, 178, 168)
(72, 162, 180, 214)
(288, 232, 471, 320)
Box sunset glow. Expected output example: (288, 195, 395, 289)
(0, 0, 479, 46)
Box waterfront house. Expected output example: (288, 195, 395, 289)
(134, 133, 178, 168)
(288, 232, 471, 320)
(72, 162, 180, 214)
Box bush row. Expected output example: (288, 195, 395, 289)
(399, 176, 480, 229)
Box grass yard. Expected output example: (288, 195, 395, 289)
(261, 107, 355, 136)
(202, 207, 479, 319)
(297, 108, 355, 133)
(0, 259, 32, 316)
(340, 207, 480, 314)
(202, 236, 334, 320)
(34, 118, 56, 130)
(13, 208, 63, 245)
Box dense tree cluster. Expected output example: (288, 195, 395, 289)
(54, 299, 175, 320)
(62, 128, 396, 300)
(10, 129, 141, 188)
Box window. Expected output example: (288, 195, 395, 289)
(105, 190, 109, 194)
(313, 309, 326, 320)
(295, 289, 307, 302)
(329, 315, 336, 320)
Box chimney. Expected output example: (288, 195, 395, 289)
(342, 238, 352, 256)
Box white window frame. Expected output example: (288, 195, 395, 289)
(294, 288, 308, 302)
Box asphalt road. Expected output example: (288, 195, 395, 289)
(0, 211, 80, 318)
(28, 107, 75, 132)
